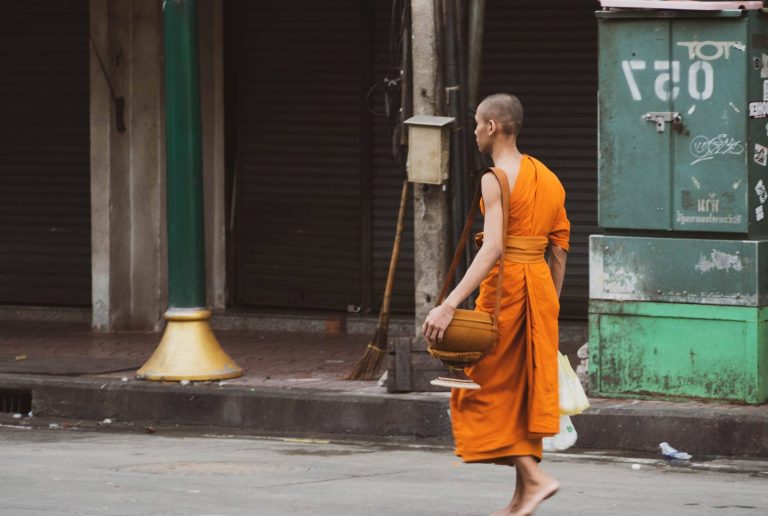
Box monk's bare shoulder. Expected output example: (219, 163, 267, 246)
(480, 172, 502, 204)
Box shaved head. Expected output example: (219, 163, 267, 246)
(477, 93, 524, 137)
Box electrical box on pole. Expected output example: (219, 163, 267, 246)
(405, 115, 455, 185)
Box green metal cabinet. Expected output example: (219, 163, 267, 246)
(599, 9, 768, 236)
(593, 6, 768, 404)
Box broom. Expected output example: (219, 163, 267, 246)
(345, 179, 409, 380)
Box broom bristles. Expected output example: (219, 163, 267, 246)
(344, 328, 388, 380)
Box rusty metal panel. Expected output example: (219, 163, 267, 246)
(671, 17, 750, 233)
(590, 235, 768, 306)
(598, 18, 672, 230)
(589, 300, 768, 404)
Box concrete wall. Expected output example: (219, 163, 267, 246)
(90, 0, 226, 331)
(388, 0, 452, 392)
(90, 0, 166, 331)
(199, 0, 227, 311)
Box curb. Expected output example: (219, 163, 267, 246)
(573, 398, 768, 458)
(1, 374, 767, 458)
(0, 374, 452, 441)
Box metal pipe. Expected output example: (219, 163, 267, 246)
(400, 0, 412, 149)
(164, 0, 206, 308)
(467, 0, 490, 174)
(443, 0, 469, 290)
(467, 0, 486, 109)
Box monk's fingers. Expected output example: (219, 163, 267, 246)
(437, 328, 445, 342)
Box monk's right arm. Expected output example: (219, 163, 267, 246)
(443, 175, 504, 309)
(423, 175, 502, 340)
(547, 244, 567, 297)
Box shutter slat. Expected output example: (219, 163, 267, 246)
(371, 0, 415, 313)
(482, 0, 598, 318)
(234, 0, 365, 310)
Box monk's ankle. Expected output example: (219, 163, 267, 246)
(521, 471, 554, 489)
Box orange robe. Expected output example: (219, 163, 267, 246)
(450, 155, 570, 462)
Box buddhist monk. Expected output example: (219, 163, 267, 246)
(422, 93, 569, 516)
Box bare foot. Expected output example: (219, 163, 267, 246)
(489, 471, 524, 515)
(510, 476, 559, 516)
(488, 499, 518, 516)
(488, 494, 519, 515)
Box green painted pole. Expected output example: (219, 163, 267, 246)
(138, 0, 242, 381)
(164, 0, 206, 308)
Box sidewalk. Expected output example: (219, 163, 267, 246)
(1, 319, 767, 458)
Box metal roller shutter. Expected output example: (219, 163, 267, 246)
(232, 0, 415, 313)
(0, 0, 91, 307)
(482, 0, 598, 319)
(371, 0, 415, 313)
(233, 0, 367, 310)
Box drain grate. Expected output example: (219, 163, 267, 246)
(0, 389, 32, 414)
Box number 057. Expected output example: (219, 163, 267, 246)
(621, 60, 714, 102)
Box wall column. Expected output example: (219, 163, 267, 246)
(90, 0, 166, 331)
(89, 0, 226, 330)
(199, 0, 227, 311)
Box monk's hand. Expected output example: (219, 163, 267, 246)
(422, 303, 456, 343)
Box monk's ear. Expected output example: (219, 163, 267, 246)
(487, 119, 497, 135)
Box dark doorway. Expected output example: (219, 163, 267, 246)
(0, 0, 91, 307)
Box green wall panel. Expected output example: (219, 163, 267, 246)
(589, 301, 768, 404)
(590, 235, 768, 306)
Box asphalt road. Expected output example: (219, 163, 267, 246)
(0, 426, 766, 516)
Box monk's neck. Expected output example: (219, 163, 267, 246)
(491, 144, 523, 173)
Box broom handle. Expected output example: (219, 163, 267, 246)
(378, 179, 409, 325)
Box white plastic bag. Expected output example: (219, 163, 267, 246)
(543, 415, 577, 452)
(558, 351, 590, 416)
